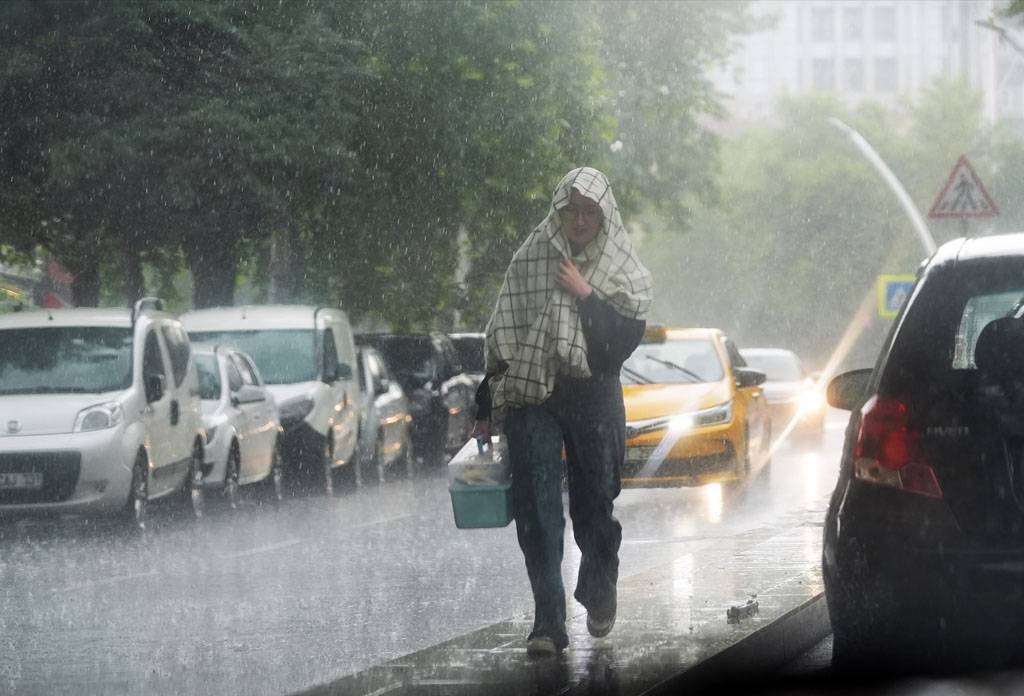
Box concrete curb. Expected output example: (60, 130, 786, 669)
(641, 593, 832, 695)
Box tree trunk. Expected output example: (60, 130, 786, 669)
(69, 258, 101, 307)
(125, 243, 145, 303)
(185, 237, 237, 309)
(268, 228, 295, 303)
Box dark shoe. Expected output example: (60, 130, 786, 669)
(587, 610, 616, 638)
(526, 635, 559, 657)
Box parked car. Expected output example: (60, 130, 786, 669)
(354, 346, 413, 483)
(620, 325, 771, 488)
(0, 299, 205, 527)
(193, 344, 283, 505)
(356, 332, 475, 465)
(449, 332, 486, 389)
(825, 234, 1024, 674)
(181, 305, 359, 494)
(739, 347, 825, 436)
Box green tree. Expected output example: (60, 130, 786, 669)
(643, 82, 989, 369)
(0, 1, 362, 307)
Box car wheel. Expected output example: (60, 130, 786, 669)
(371, 431, 386, 484)
(180, 441, 205, 519)
(122, 451, 148, 530)
(259, 443, 286, 505)
(269, 444, 285, 502)
(401, 436, 415, 479)
(223, 443, 241, 510)
(322, 434, 335, 497)
(737, 425, 752, 478)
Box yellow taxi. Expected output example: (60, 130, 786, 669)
(621, 326, 772, 487)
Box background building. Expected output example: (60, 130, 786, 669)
(715, 1, 1024, 130)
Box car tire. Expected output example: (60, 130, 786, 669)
(121, 451, 149, 530)
(401, 436, 415, 479)
(259, 443, 286, 505)
(179, 441, 206, 519)
(370, 431, 386, 484)
(223, 443, 241, 510)
(322, 433, 335, 497)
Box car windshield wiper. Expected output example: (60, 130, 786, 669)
(643, 354, 704, 383)
(621, 365, 652, 384)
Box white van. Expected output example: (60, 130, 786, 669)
(0, 299, 205, 526)
(181, 305, 359, 493)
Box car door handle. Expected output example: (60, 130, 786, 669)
(170, 400, 180, 426)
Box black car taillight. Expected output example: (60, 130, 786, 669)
(853, 395, 943, 499)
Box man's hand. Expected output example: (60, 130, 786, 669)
(556, 257, 593, 300)
(471, 419, 491, 442)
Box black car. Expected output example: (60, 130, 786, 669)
(355, 332, 475, 465)
(825, 233, 1024, 675)
(449, 332, 485, 389)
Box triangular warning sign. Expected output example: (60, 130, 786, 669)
(928, 155, 999, 219)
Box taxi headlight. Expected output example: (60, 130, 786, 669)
(627, 400, 733, 438)
(74, 402, 124, 432)
(691, 400, 733, 427)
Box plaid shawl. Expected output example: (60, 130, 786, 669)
(485, 167, 653, 411)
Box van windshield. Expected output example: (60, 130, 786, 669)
(0, 327, 133, 395)
(189, 330, 316, 384)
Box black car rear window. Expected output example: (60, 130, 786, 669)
(881, 257, 1024, 397)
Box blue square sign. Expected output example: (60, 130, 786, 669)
(878, 275, 915, 319)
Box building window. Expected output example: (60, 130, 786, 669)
(844, 59, 864, 91)
(811, 7, 835, 42)
(812, 58, 836, 91)
(874, 5, 897, 42)
(843, 6, 863, 41)
(875, 57, 897, 92)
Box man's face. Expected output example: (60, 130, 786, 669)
(558, 188, 603, 250)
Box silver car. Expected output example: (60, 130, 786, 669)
(193, 344, 283, 505)
(0, 300, 205, 527)
(355, 346, 412, 483)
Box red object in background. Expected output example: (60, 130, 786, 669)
(40, 258, 74, 307)
(42, 292, 67, 309)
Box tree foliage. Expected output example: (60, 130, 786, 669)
(0, 1, 747, 320)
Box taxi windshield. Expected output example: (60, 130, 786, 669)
(0, 327, 133, 395)
(622, 339, 724, 384)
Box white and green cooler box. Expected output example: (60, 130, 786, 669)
(448, 436, 513, 529)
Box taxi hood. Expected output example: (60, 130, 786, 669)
(623, 381, 733, 421)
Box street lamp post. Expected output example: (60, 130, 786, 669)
(827, 117, 937, 256)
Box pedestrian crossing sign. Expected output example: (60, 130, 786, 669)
(878, 274, 915, 319)
(928, 156, 998, 219)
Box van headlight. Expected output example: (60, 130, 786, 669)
(74, 402, 124, 432)
(279, 396, 315, 429)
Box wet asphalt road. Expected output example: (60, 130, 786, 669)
(0, 414, 847, 696)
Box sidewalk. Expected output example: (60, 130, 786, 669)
(296, 496, 832, 696)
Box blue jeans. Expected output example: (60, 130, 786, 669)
(505, 375, 624, 648)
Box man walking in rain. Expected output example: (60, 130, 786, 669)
(474, 167, 652, 656)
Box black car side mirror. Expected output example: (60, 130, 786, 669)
(145, 374, 165, 403)
(827, 369, 873, 411)
(735, 368, 766, 389)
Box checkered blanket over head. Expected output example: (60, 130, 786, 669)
(484, 167, 652, 411)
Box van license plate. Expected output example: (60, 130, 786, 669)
(0, 472, 43, 490)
